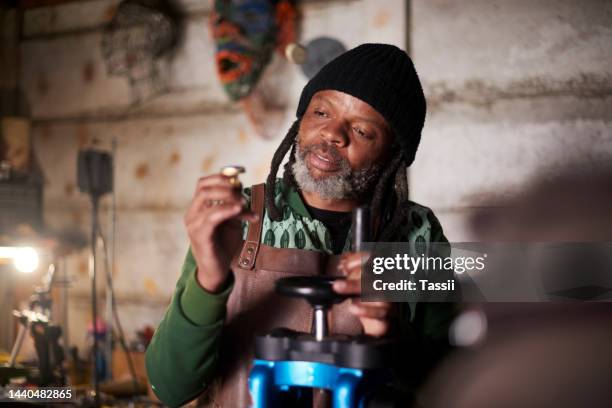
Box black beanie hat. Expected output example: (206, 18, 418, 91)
(296, 43, 426, 166)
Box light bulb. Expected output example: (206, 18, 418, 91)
(13, 247, 39, 273)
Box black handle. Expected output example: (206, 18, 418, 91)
(275, 276, 354, 308)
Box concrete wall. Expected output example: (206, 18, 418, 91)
(410, 0, 612, 242)
(21, 0, 406, 354)
(16, 0, 612, 359)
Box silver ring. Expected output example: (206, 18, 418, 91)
(207, 199, 225, 207)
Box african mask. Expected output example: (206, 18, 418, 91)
(210, 0, 296, 101)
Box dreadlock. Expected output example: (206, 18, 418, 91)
(265, 120, 411, 241)
(265, 120, 300, 221)
(371, 150, 410, 241)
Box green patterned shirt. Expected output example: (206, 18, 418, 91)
(241, 178, 448, 255)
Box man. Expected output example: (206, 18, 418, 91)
(146, 44, 458, 407)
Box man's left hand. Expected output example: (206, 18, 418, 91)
(333, 252, 396, 337)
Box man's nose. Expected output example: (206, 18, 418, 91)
(320, 121, 348, 147)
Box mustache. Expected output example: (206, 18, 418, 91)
(297, 141, 346, 166)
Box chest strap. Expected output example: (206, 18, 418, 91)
(237, 183, 265, 270)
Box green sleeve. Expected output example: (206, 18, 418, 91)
(145, 249, 234, 407)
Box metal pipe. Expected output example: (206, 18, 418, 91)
(351, 206, 370, 252)
(90, 197, 100, 407)
(105, 138, 117, 378)
(61, 258, 70, 368)
(313, 307, 328, 341)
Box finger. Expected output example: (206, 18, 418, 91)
(187, 207, 259, 236)
(345, 264, 363, 280)
(185, 212, 208, 237)
(332, 278, 360, 295)
(349, 304, 392, 320)
(338, 251, 371, 276)
(187, 194, 257, 227)
(339, 251, 370, 264)
(192, 186, 244, 211)
(351, 299, 393, 310)
(360, 317, 391, 338)
(189, 185, 249, 220)
(236, 210, 260, 223)
(199, 185, 243, 198)
(194, 174, 235, 193)
(207, 197, 258, 223)
(202, 203, 245, 229)
(196, 180, 241, 198)
(342, 259, 367, 280)
(198, 185, 243, 203)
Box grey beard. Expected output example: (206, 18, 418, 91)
(291, 141, 382, 201)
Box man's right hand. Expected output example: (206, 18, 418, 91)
(184, 174, 259, 293)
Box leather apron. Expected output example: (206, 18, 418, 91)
(209, 183, 363, 407)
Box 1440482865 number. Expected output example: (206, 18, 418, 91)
(2, 386, 74, 402)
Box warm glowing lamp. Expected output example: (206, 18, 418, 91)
(0, 246, 39, 273)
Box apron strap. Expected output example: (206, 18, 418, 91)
(237, 183, 265, 270)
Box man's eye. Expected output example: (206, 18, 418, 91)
(313, 109, 327, 117)
(353, 127, 373, 139)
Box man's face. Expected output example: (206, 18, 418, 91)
(293, 90, 394, 200)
